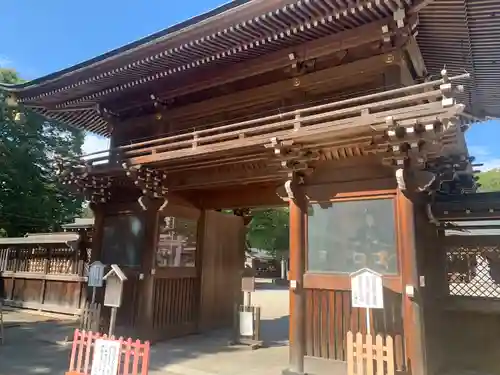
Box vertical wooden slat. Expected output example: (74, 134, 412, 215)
(328, 291, 336, 359)
(347, 331, 354, 375)
(141, 341, 150, 375)
(131, 340, 141, 375)
(386, 335, 395, 375)
(376, 334, 384, 375)
(83, 327, 93, 373)
(123, 337, 133, 375)
(331, 290, 347, 360)
(366, 333, 374, 375)
(356, 332, 364, 375)
(320, 290, 328, 357)
(313, 291, 321, 356)
(76, 329, 85, 372)
(68, 329, 79, 372)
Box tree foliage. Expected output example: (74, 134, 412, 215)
(477, 169, 500, 192)
(247, 208, 289, 257)
(0, 68, 85, 236)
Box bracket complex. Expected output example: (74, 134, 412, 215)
(381, 69, 468, 194)
(56, 158, 112, 203)
(266, 137, 317, 202)
(122, 163, 169, 210)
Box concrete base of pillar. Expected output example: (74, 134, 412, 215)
(282, 368, 308, 375)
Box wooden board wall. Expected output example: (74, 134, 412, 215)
(305, 288, 404, 368)
(198, 210, 245, 331)
(3, 275, 85, 315)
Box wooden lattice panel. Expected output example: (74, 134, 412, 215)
(446, 244, 500, 299)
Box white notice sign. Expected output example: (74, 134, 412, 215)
(90, 339, 121, 375)
(239, 311, 254, 337)
(88, 261, 105, 288)
(350, 268, 384, 309)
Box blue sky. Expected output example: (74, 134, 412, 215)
(1, 0, 498, 170)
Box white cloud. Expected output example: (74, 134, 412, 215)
(477, 158, 500, 172)
(467, 145, 500, 172)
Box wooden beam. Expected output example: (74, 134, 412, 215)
(111, 18, 396, 113)
(404, 36, 427, 78)
(195, 184, 284, 209)
(128, 51, 403, 132)
(409, 0, 436, 14)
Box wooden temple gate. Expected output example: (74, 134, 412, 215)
(1, 0, 496, 374)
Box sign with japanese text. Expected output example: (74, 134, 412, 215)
(90, 339, 120, 375)
(350, 268, 384, 309)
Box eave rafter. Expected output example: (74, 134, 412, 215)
(9, 0, 422, 136)
(19, 0, 411, 106)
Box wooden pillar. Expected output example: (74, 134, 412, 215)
(397, 191, 426, 375)
(88, 203, 105, 263)
(283, 181, 307, 375)
(136, 197, 164, 339)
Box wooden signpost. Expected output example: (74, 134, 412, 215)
(350, 268, 384, 334)
(103, 264, 127, 337)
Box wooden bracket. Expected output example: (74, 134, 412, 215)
(285, 52, 316, 76)
(56, 157, 112, 203)
(276, 173, 309, 205)
(136, 195, 168, 212)
(122, 163, 169, 200)
(268, 137, 316, 189)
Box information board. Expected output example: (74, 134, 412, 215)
(90, 339, 121, 375)
(88, 261, 105, 288)
(350, 268, 384, 309)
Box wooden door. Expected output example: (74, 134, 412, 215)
(198, 210, 245, 331)
(302, 194, 406, 370)
(150, 207, 201, 340)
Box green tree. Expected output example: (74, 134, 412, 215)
(0, 68, 85, 236)
(477, 169, 500, 192)
(247, 208, 289, 258)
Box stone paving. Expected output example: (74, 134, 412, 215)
(0, 281, 293, 375)
(0, 281, 346, 375)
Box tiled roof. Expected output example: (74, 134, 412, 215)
(0, 233, 80, 245)
(418, 0, 500, 119)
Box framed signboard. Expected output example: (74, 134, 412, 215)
(90, 339, 120, 375)
(350, 268, 384, 309)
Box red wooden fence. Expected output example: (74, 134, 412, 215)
(66, 329, 150, 375)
